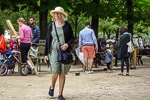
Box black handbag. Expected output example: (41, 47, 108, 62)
(57, 47, 73, 64)
(54, 22, 73, 64)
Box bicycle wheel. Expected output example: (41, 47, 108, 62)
(20, 65, 29, 76)
(0, 62, 8, 76)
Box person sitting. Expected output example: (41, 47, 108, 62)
(9, 35, 19, 51)
(5, 44, 17, 74)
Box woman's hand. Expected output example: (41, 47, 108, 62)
(44, 56, 49, 63)
(16, 36, 20, 39)
(60, 43, 69, 51)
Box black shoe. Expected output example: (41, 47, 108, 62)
(118, 73, 123, 76)
(126, 73, 129, 76)
(48, 87, 54, 96)
(58, 95, 65, 100)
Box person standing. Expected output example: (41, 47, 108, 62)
(29, 17, 40, 46)
(17, 18, 34, 72)
(78, 22, 98, 74)
(104, 48, 113, 73)
(44, 7, 74, 100)
(118, 26, 130, 76)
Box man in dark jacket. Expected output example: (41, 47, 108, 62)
(29, 17, 40, 46)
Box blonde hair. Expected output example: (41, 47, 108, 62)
(6, 44, 11, 50)
(17, 17, 26, 24)
(51, 14, 67, 21)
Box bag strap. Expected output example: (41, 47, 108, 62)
(53, 22, 71, 52)
(53, 22, 61, 46)
(129, 34, 132, 41)
(129, 33, 133, 42)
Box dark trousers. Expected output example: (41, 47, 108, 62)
(20, 43, 31, 63)
(106, 62, 111, 70)
(121, 57, 129, 73)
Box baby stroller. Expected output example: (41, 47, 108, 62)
(0, 34, 31, 76)
(0, 48, 31, 76)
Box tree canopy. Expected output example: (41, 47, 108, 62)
(0, 0, 150, 39)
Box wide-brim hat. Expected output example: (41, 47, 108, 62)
(50, 7, 68, 18)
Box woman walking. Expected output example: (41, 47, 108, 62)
(44, 7, 74, 100)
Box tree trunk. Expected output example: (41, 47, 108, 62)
(115, 28, 119, 41)
(39, 10, 48, 39)
(91, 0, 99, 38)
(91, 17, 99, 38)
(127, 0, 133, 35)
(74, 15, 78, 39)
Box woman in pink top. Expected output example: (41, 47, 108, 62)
(17, 18, 33, 66)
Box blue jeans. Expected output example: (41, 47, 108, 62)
(121, 57, 129, 73)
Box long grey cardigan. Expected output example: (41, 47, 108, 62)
(118, 32, 130, 58)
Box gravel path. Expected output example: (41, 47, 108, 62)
(0, 63, 150, 100)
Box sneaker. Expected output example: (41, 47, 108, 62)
(118, 73, 123, 76)
(89, 69, 94, 73)
(48, 87, 54, 96)
(85, 69, 90, 74)
(58, 95, 65, 100)
(106, 69, 111, 73)
(126, 73, 129, 76)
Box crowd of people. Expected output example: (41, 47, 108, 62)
(0, 6, 133, 100)
(0, 16, 40, 74)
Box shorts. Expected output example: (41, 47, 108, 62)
(82, 46, 95, 58)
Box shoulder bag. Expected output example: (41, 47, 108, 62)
(127, 34, 134, 53)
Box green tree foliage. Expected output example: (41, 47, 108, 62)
(0, 0, 150, 39)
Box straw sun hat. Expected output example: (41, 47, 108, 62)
(50, 7, 68, 18)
